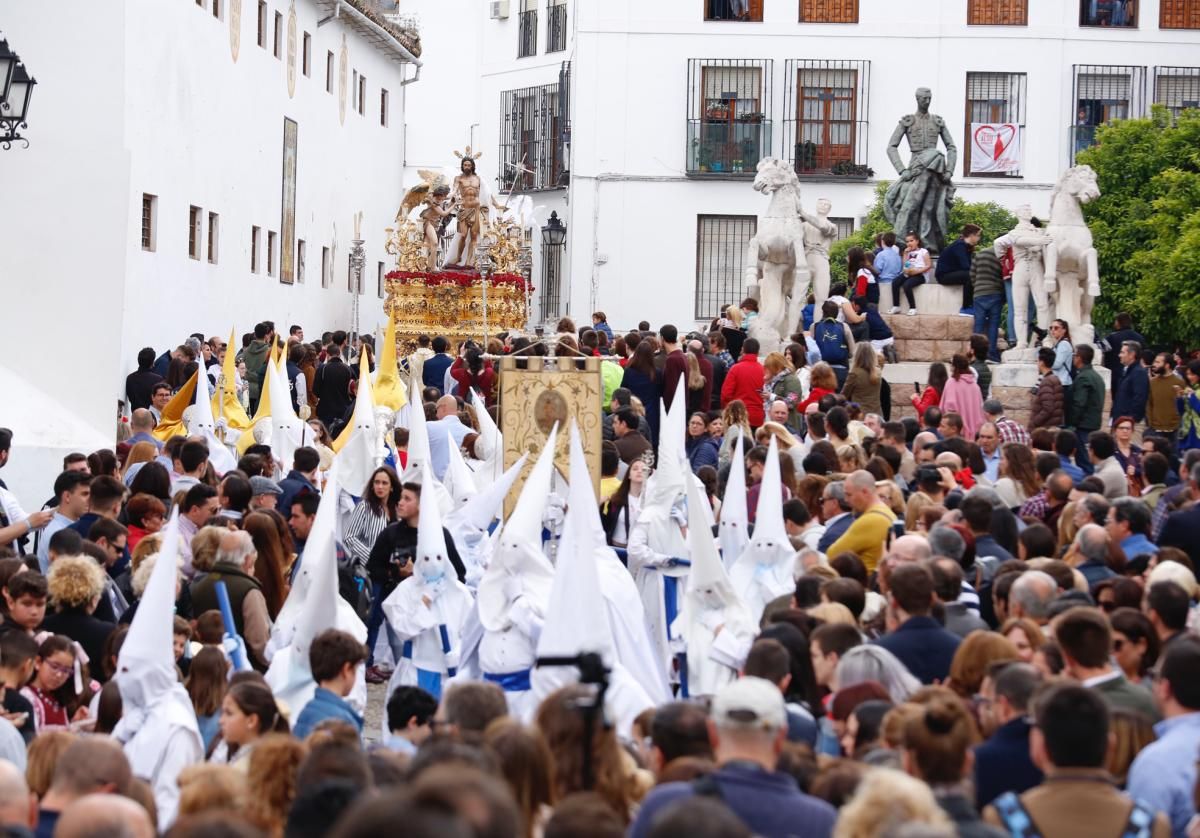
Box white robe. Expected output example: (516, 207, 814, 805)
(382, 577, 473, 701)
(676, 604, 755, 699)
(594, 550, 671, 705)
(627, 515, 689, 681)
(115, 688, 203, 832)
(477, 596, 544, 720)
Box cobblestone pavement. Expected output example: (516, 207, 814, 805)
(363, 682, 386, 744)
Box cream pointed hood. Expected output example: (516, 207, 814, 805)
(443, 436, 479, 508)
(477, 425, 558, 631)
(718, 431, 749, 569)
(679, 476, 754, 634)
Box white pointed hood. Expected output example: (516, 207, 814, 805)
(540, 423, 616, 661)
(717, 431, 750, 569)
(413, 459, 457, 591)
(266, 352, 305, 474)
(641, 398, 688, 527)
(477, 425, 558, 631)
(730, 436, 797, 619)
(265, 474, 363, 707)
(116, 509, 182, 713)
(679, 476, 754, 634)
(443, 436, 479, 508)
(330, 353, 379, 493)
(401, 383, 432, 481)
(532, 421, 655, 734)
(187, 361, 238, 475)
(470, 388, 503, 483)
(451, 453, 527, 534)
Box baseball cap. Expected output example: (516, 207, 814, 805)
(711, 676, 786, 732)
(249, 476, 283, 497)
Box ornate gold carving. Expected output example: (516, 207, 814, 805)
(382, 274, 528, 358)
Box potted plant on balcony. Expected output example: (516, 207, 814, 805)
(691, 137, 712, 173)
(830, 160, 874, 178)
(737, 111, 765, 123)
(795, 140, 817, 173)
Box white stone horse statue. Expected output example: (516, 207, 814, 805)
(1045, 165, 1102, 346)
(744, 158, 809, 353)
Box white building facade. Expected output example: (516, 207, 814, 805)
(408, 0, 1199, 333)
(0, 0, 418, 507)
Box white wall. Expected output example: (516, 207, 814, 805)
(0, 0, 413, 508)
(121, 0, 409, 366)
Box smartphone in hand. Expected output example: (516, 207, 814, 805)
(914, 382, 922, 393)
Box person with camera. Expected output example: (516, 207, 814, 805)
(364, 481, 466, 684)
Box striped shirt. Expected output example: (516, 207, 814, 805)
(344, 501, 391, 574)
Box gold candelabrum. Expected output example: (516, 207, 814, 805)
(382, 217, 532, 356)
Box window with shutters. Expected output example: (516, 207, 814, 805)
(321, 246, 331, 288)
(251, 226, 261, 274)
(1161, 0, 1200, 28)
(518, 0, 537, 58)
(1154, 67, 1200, 119)
(1072, 65, 1146, 161)
(964, 71, 1027, 177)
(799, 0, 857, 23)
(704, 0, 763, 21)
(967, 0, 1027, 24)
(297, 240, 306, 284)
(785, 60, 871, 177)
(687, 59, 772, 176)
(547, 0, 567, 52)
(696, 215, 756, 320)
(257, 2, 267, 48)
(1080, 0, 1137, 27)
(207, 212, 220, 264)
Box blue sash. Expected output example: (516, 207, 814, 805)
(483, 669, 533, 692)
(678, 652, 689, 699)
(402, 640, 446, 699)
(437, 624, 457, 677)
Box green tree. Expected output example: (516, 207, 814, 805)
(830, 184, 1016, 277)
(1076, 107, 1200, 346)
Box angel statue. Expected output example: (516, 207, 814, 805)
(398, 170, 452, 272)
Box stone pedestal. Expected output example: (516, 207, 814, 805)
(883, 312, 973, 363)
(909, 281, 966, 316)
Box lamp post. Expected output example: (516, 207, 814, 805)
(540, 211, 567, 324)
(0, 38, 37, 151)
(349, 238, 365, 341)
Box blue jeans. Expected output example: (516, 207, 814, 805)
(973, 294, 1003, 361)
(1076, 429, 1097, 476)
(1004, 281, 1037, 345)
(366, 582, 402, 667)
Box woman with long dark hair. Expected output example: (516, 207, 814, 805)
(620, 341, 661, 444)
(1050, 319, 1074, 386)
(911, 362, 948, 418)
(344, 466, 400, 577)
(242, 512, 288, 620)
(601, 459, 649, 549)
(685, 412, 719, 474)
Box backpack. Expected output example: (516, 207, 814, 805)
(991, 791, 1155, 838)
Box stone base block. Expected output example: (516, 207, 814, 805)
(912, 281, 968, 316)
(882, 312, 972, 364)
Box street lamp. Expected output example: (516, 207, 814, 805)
(0, 59, 36, 151)
(539, 211, 567, 322)
(541, 211, 567, 247)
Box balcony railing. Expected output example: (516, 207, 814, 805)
(687, 119, 772, 175)
(783, 59, 872, 178)
(547, 3, 567, 52)
(518, 9, 537, 58)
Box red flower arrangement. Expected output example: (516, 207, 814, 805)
(385, 269, 531, 293)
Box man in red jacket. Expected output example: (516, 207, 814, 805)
(721, 337, 766, 428)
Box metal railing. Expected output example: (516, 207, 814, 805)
(518, 8, 537, 58)
(784, 59, 871, 178)
(687, 119, 772, 175)
(547, 2, 567, 52)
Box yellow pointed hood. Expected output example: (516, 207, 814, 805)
(212, 329, 251, 430)
(151, 369, 199, 441)
(372, 318, 407, 412)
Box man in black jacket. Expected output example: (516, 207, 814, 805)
(314, 331, 354, 429)
(125, 348, 164, 411)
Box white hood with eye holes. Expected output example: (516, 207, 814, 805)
(729, 435, 798, 623)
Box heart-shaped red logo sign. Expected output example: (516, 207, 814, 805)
(974, 124, 1016, 161)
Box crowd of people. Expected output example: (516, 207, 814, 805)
(0, 302, 1197, 838)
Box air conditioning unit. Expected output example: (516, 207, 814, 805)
(489, 0, 510, 19)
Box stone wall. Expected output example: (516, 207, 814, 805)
(883, 313, 974, 364)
